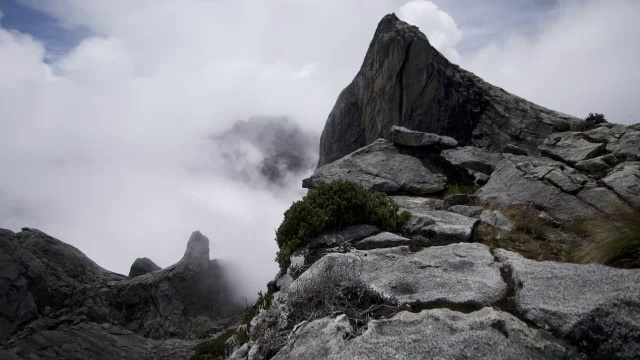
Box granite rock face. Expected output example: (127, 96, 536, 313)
(476, 154, 622, 221)
(289, 243, 506, 308)
(304, 139, 447, 195)
(0, 228, 237, 359)
(317, 14, 580, 167)
(390, 125, 457, 148)
(496, 249, 640, 360)
(273, 308, 578, 360)
(392, 196, 479, 244)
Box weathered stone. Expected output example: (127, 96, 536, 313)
(128, 257, 161, 278)
(480, 210, 516, 231)
(443, 194, 477, 208)
(392, 196, 479, 244)
(502, 144, 528, 156)
(476, 155, 597, 221)
(605, 126, 640, 160)
(495, 249, 640, 360)
(0, 321, 200, 360)
(539, 134, 606, 165)
(439, 136, 459, 148)
(575, 154, 618, 175)
(354, 232, 409, 250)
(114, 231, 235, 338)
(317, 14, 581, 167)
(273, 308, 577, 360)
(0, 228, 237, 357)
(602, 162, 640, 209)
(447, 205, 483, 218)
(290, 243, 506, 307)
(577, 186, 634, 214)
(543, 168, 584, 194)
(308, 224, 380, 248)
(304, 139, 447, 195)
(441, 146, 503, 175)
(474, 172, 490, 185)
(390, 125, 457, 148)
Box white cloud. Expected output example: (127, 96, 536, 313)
(397, 0, 463, 63)
(0, 0, 401, 297)
(0, 0, 639, 299)
(462, 0, 640, 124)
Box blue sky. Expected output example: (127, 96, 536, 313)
(1, 0, 559, 64)
(0, 0, 90, 62)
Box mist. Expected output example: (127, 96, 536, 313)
(1, 0, 638, 298)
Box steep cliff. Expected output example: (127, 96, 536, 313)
(318, 14, 580, 167)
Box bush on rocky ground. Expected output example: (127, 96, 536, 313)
(275, 180, 410, 269)
(286, 256, 399, 338)
(585, 112, 607, 125)
(552, 122, 572, 133)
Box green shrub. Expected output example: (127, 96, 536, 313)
(275, 180, 411, 270)
(574, 210, 640, 268)
(585, 112, 607, 125)
(552, 122, 572, 133)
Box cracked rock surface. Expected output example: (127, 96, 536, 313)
(303, 139, 448, 195)
(495, 249, 640, 360)
(289, 243, 506, 308)
(273, 308, 579, 360)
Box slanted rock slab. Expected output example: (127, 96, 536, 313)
(273, 308, 578, 360)
(602, 162, 640, 209)
(392, 196, 478, 244)
(289, 243, 506, 308)
(304, 139, 447, 195)
(441, 146, 503, 175)
(538, 134, 606, 165)
(476, 154, 597, 221)
(354, 232, 410, 250)
(390, 125, 458, 148)
(495, 249, 640, 360)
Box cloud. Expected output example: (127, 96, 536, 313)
(0, 0, 402, 298)
(397, 0, 462, 63)
(462, 0, 640, 124)
(211, 116, 318, 187)
(0, 0, 638, 299)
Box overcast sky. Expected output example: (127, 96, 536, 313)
(1, 0, 638, 296)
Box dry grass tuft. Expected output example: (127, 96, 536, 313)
(442, 183, 479, 198)
(573, 210, 640, 268)
(475, 206, 567, 261)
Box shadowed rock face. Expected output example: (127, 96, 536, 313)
(129, 257, 161, 278)
(317, 13, 579, 167)
(0, 228, 238, 359)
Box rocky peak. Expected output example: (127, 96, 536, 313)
(318, 13, 580, 167)
(182, 230, 211, 269)
(0, 229, 239, 359)
(129, 257, 161, 278)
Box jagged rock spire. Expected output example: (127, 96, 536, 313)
(317, 13, 579, 167)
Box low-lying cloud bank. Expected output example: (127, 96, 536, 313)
(0, 0, 638, 298)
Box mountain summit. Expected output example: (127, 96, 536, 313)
(318, 13, 579, 167)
